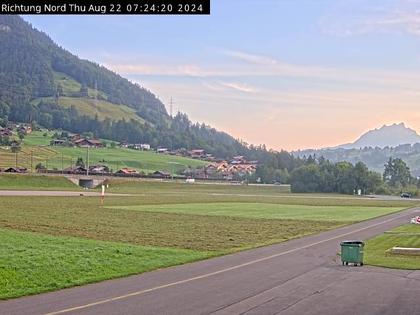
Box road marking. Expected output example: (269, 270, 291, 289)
(45, 210, 414, 315)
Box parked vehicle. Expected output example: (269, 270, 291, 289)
(401, 192, 412, 198)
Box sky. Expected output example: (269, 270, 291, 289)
(24, 0, 420, 151)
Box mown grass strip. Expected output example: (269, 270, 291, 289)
(110, 202, 405, 222)
(364, 224, 420, 270)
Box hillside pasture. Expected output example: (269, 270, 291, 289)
(1, 131, 207, 174)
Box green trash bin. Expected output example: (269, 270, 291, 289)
(340, 240, 364, 266)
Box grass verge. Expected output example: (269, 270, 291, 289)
(0, 174, 78, 190)
(364, 224, 420, 269)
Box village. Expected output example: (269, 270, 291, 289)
(0, 124, 258, 181)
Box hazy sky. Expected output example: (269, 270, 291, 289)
(24, 0, 420, 150)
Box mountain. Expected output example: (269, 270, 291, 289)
(338, 123, 420, 149)
(0, 15, 247, 158)
(0, 15, 305, 180)
(294, 123, 420, 177)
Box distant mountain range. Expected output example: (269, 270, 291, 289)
(295, 123, 420, 176)
(336, 123, 420, 149)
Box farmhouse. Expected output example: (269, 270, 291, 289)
(116, 168, 138, 175)
(0, 128, 12, 137)
(17, 125, 32, 135)
(63, 166, 87, 174)
(140, 143, 151, 150)
(89, 165, 109, 174)
(73, 138, 104, 148)
(188, 149, 206, 159)
(3, 167, 27, 173)
(152, 170, 171, 178)
(50, 139, 66, 146)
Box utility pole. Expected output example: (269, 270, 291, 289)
(30, 150, 33, 173)
(86, 146, 90, 176)
(15, 151, 18, 168)
(170, 97, 173, 118)
(61, 152, 64, 174)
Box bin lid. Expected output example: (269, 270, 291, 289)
(340, 240, 364, 245)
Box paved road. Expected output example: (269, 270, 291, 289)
(2, 207, 420, 315)
(0, 190, 131, 197)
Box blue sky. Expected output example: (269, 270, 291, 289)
(24, 0, 420, 150)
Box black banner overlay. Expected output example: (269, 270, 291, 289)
(0, 0, 210, 15)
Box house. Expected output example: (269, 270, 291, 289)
(89, 165, 109, 174)
(119, 141, 129, 148)
(188, 149, 206, 159)
(116, 168, 139, 175)
(157, 148, 168, 154)
(140, 144, 151, 150)
(4, 167, 27, 173)
(230, 156, 246, 165)
(73, 138, 104, 148)
(0, 128, 12, 137)
(50, 139, 66, 146)
(152, 170, 171, 178)
(63, 166, 87, 174)
(70, 134, 82, 142)
(17, 125, 32, 135)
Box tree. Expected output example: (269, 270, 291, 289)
(290, 164, 322, 193)
(18, 131, 25, 141)
(10, 142, 21, 153)
(76, 157, 85, 168)
(383, 158, 411, 188)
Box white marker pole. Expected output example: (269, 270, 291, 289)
(101, 184, 105, 204)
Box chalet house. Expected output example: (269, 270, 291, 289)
(70, 134, 82, 142)
(116, 168, 139, 175)
(140, 144, 151, 150)
(63, 166, 87, 174)
(4, 167, 27, 173)
(17, 125, 32, 135)
(119, 141, 129, 148)
(89, 165, 109, 174)
(73, 138, 104, 148)
(189, 149, 206, 159)
(50, 139, 66, 146)
(0, 128, 12, 137)
(230, 156, 246, 165)
(152, 170, 171, 178)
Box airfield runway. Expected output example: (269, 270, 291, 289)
(2, 207, 420, 315)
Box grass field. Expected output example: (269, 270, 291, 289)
(0, 177, 417, 299)
(0, 130, 207, 173)
(365, 224, 420, 269)
(0, 228, 207, 299)
(111, 203, 403, 222)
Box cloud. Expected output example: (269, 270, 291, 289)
(320, 0, 420, 37)
(104, 48, 420, 93)
(219, 82, 258, 93)
(224, 50, 278, 65)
